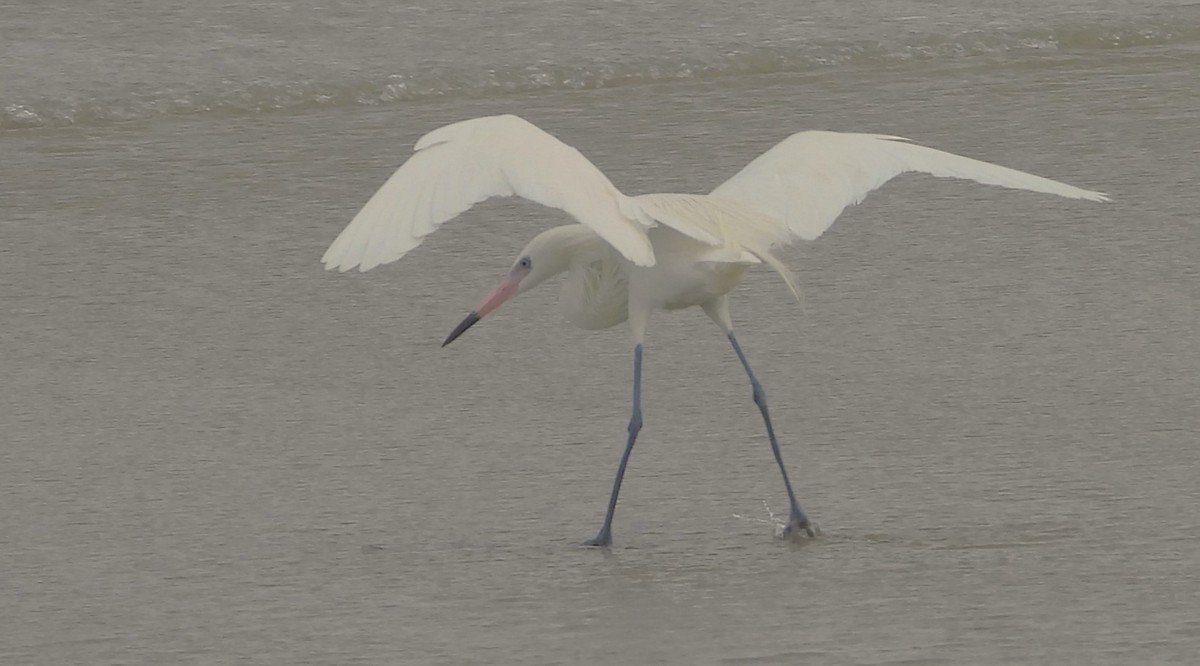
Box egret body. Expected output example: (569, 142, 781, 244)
(322, 114, 1108, 547)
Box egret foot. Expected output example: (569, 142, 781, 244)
(784, 510, 818, 539)
(583, 527, 613, 548)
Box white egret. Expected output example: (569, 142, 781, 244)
(322, 114, 1108, 547)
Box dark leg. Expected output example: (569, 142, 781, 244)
(727, 333, 815, 538)
(585, 344, 644, 547)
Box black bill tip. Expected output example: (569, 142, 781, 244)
(442, 311, 481, 347)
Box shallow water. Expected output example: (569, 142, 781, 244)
(3, 1, 1200, 664)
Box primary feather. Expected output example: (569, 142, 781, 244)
(322, 114, 656, 271)
(711, 131, 1109, 242)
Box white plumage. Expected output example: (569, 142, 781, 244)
(710, 130, 1108, 241)
(323, 114, 655, 272)
(323, 114, 1107, 278)
(321, 114, 1108, 547)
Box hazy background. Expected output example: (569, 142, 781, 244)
(3, 1, 1199, 664)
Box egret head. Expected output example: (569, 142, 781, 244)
(442, 231, 574, 347)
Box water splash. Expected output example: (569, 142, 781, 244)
(732, 500, 788, 539)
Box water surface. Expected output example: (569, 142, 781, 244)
(3, 1, 1199, 664)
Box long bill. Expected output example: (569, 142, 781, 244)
(442, 273, 521, 347)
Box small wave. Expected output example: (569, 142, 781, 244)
(3, 22, 1194, 131)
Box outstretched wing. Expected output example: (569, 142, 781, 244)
(710, 131, 1109, 242)
(322, 114, 655, 271)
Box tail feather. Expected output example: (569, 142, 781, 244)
(745, 245, 804, 305)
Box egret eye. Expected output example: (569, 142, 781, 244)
(518, 256, 532, 270)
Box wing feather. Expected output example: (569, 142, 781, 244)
(322, 114, 655, 271)
(711, 131, 1109, 242)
